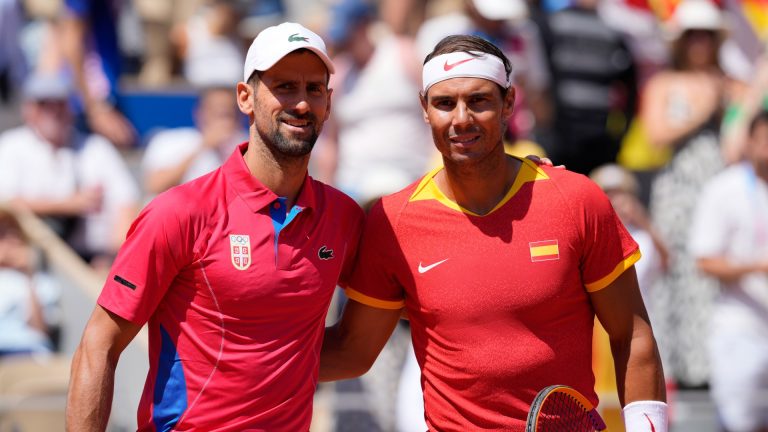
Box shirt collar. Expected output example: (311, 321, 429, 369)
(409, 156, 549, 216)
(223, 142, 317, 213)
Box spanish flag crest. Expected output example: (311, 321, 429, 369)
(529, 240, 560, 262)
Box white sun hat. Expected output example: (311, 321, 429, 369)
(471, 0, 528, 21)
(665, 0, 726, 40)
(243, 22, 335, 81)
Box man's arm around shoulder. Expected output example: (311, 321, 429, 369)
(66, 305, 142, 432)
(320, 298, 401, 382)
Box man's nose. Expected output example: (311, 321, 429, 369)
(292, 90, 311, 114)
(452, 102, 472, 127)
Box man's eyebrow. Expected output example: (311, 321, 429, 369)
(429, 95, 454, 103)
(268, 78, 297, 85)
(268, 77, 328, 87)
(429, 90, 493, 102)
(467, 90, 494, 98)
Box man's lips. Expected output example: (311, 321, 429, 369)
(449, 134, 480, 146)
(282, 118, 310, 127)
(280, 117, 313, 133)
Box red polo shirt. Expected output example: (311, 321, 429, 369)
(98, 143, 364, 431)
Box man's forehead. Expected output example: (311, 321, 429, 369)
(426, 77, 499, 98)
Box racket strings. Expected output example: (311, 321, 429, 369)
(537, 392, 602, 431)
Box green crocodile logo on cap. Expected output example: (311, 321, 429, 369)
(288, 33, 309, 42)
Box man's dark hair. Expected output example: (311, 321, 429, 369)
(749, 109, 768, 137)
(247, 70, 260, 87)
(423, 34, 513, 91)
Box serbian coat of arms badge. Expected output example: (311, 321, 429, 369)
(230, 234, 251, 270)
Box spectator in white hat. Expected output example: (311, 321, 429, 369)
(642, 0, 730, 389)
(66, 22, 365, 431)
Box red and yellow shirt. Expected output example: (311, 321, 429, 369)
(348, 157, 639, 431)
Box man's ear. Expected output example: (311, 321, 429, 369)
(502, 86, 516, 119)
(236, 82, 254, 118)
(420, 92, 429, 124)
(324, 88, 333, 121)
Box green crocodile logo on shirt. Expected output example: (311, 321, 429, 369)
(288, 33, 309, 43)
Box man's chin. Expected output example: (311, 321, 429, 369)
(275, 140, 315, 158)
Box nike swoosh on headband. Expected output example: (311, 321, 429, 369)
(443, 57, 476, 71)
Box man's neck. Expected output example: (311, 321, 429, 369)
(30, 125, 69, 149)
(243, 142, 309, 208)
(437, 151, 521, 216)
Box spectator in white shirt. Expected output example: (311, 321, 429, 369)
(141, 86, 246, 196)
(0, 73, 140, 267)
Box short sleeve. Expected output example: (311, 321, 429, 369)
(97, 193, 196, 324)
(346, 199, 406, 310)
(569, 176, 640, 292)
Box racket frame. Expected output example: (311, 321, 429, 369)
(525, 384, 607, 432)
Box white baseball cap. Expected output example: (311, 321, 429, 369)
(472, 0, 528, 21)
(243, 22, 335, 81)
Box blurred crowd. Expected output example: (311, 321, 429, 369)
(0, 0, 767, 430)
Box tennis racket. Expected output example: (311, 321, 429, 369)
(526, 385, 607, 432)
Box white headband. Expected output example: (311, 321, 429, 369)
(422, 51, 510, 93)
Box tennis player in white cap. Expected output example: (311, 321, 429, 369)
(67, 22, 366, 431)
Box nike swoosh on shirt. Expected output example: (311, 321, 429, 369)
(443, 57, 475, 71)
(644, 413, 656, 432)
(418, 258, 449, 274)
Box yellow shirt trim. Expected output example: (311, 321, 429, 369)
(584, 249, 642, 293)
(409, 157, 550, 216)
(345, 288, 405, 310)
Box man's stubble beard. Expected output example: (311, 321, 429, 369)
(257, 111, 322, 161)
(268, 126, 317, 158)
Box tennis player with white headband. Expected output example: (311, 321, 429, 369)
(320, 34, 668, 432)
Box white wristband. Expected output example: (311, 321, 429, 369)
(622, 400, 668, 432)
